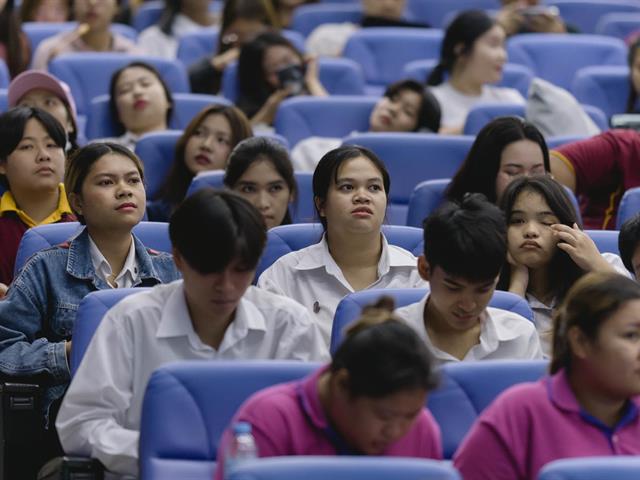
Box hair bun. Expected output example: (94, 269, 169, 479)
(345, 296, 399, 338)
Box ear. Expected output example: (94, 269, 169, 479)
(172, 247, 184, 273)
(454, 42, 466, 57)
(418, 255, 431, 281)
(332, 368, 351, 395)
(567, 325, 591, 361)
(0, 161, 5, 176)
(314, 196, 326, 218)
(68, 192, 83, 216)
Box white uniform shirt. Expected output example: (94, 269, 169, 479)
(257, 234, 426, 344)
(431, 82, 525, 129)
(56, 281, 328, 478)
(88, 235, 139, 288)
(394, 293, 544, 363)
(290, 136, 341, 172)
(138, 14, 208, 59)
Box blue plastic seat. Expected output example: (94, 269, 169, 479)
(586, 230, 620, 255)
(571, 65, 629, 120)
(222, 58, 365, 103)
(134, 130, 183, 200)
(0, 88, 7, 112)
(538, 456, 640, 480)
(290, 3, 362, 37)
(546, 135, 588, 149)
(0, 60, 8, 89)
(406, 0, 501, 28)
(596, 12, 640, 40)
(506, 34, 627, 90)
(139, 360, 319, 480)
(546, 0, 640, 34)
(228, 457, 461, 480)
(48, 53, 190, 116)
(342, 28, 443, 94)
(342, 133, 474, 225)
(617, 187, 640, 230)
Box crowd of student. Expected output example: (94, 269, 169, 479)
(1, 0, 640, 479)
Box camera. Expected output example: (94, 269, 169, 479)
(277, 64, 305, 96)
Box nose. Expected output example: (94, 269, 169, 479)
(458, 295, 478, 313)
(200, 134, 214, 150)
(353, 186, 371, 203)
(498, 45, 507, 64)
(36, 145, 51, 163)
(381, 421, 405, 443)
(116, 179, 133, 198)
(214, 268, 235, 292)
(257, 190, 271, 211)
(523, 220, 540, 238)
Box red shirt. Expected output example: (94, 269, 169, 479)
(553, 129, 640, 229)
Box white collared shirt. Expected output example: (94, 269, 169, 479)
(88, 235, 139, 288)
(138, 14, 208, 59)
(56, 281, 328, 477)
(257, 234, 426, 344)
(394, 293, 544, 363)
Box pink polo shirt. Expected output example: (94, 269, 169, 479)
(214, 366, 443, 480)
(453, 368, 640, 480)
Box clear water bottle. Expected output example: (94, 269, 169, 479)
(224, 422, 258, 479)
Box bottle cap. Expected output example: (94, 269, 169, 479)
(233, 422, 252, 434)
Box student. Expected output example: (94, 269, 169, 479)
(32, 0, 139, 70)
(56, 188, 328, 477)
(290, 79, 441, 172)
(224, 136, 297, 229)
(454, 272, 640, 480)
(0, 0, 29, 78)
(20, 0, 72, 23)
(8, 70, 80, 152)
(626, 39, 640, 113)
(0, 107, 75, 287)
(395, 193, 542, 362)
(138, 0, 216, 59)
(0, 142, 179, 421)
(446, 116, 549, 204)
(427, 10, 525, 134)
(101, 61, 174, 151)
(273, 0, 315, 28)
(147, 104, 253, 222)
(237, 31, 327, 127)
(619, 213, 640, 279)
(496, 0, 567, 36)
(498, 175, 629, 352)
(258, 145, 426, 344)
(215, 297, 442, 480)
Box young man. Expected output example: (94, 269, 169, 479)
(56, 189, 328, 478)
(619, 213, 640, 279)
(394, 193, 543, 362)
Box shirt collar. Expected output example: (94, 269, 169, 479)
(88, 234, 138, 288)
(0, 184, 73, 228)
(299, 365, 331, 430)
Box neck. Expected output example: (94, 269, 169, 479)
(528, 265, 554, 304)
(87, 226, 133, 279)
(81, 28, 112, 51)
(326, 228, 382, 270)
(11, 186, 60, 224)
(182, 6, 214, 25)
(568, 367, 629, 428)
(130, 121, 167, 137)
(449, 67, 484, 96)
(188, 297, 235, 350)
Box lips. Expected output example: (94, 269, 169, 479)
(520, 240, 541, 249)
(352, 206, 373, 215)
(133, 99, 148, 111)
(35, 167, 54, 174)
(195, 154, 212, 166)
(116, 202, 137, 211)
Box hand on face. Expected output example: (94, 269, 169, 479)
(552, 223, 614, 273)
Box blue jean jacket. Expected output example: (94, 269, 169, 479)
(0, 228, 180, 414)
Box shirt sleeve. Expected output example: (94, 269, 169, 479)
(256, 261, 290, 297)
(274, 305, 330, 362)
(56, 308, 139, 476)
(602, 252, 633, 278)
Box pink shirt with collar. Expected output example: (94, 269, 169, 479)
(214, 366, 443, 480)
(453, 368, 640, 480)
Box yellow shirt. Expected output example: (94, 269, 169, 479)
(0, 184, 73, 228)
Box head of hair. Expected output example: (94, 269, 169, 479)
(157, 104, 253, 206)
(331, 296, 438, 398)
(313, 145, 390, 230)
(218, 0, 279, 54)
(497, 175, 584, 298)
(0, 0, 26, 78)
(619, 213, 640, 274)
(64, 142, 145, 224)
(20, 0, 71, 22)
(224, 136, 297, 225)
(445, 116, 550, 203)
(423, 193, 506, 282)
(169, 188, 267, 273)
(108, 61, 174, 136)
(627, 38, 640, 113)
(382, 79, 441, 133)
(0, 107, 67, 189)
(550, 272, 640, 373)
(427, 10, 495, 86)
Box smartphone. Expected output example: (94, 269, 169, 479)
(277, 64, 305, 96)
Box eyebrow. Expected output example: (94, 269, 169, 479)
(336, 177, 383, 183)
(92, 170, 141, 178)
(510, 209, 556, 216)
(443, 278, 495, 288)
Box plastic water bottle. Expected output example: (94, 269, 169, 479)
(224, 422, 258, 479)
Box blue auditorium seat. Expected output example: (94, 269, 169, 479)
(616, 187, 640, 230)
(342, 133, 474, 224)
(290, 3, 362, 37)
(407, 0, 501, 28)
(48, 53, 190, 116)
(586, 230, 620, 255)
(538, 456, 640, 480)
(14, 222, 172, 276)
(506, 34, 627, 90)
(571, 65, 629, 121)
(595, 12, 640, 40)
(546, 135, 588, 149)
(255, 224, 424, 280)
(330, 288, 534, 354)
(546, 0, 640, 34)
(274, 96, 376, 148)
(133, 0, 221, 32)
(139, 360, 319, 480)
(0, 60, 8, 89)
(228, 457, 461, 480)
(134, 130, 183, 200)
(0, 88, 7, 112)
(462, 103, 528, 136)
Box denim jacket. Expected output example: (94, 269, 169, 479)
(0, 228, 180, 412)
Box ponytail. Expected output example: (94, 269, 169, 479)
(427, 63, 447, 86)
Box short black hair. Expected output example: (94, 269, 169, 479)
(423, 193, 507, 282)
(619, 213, 640, 274)
(169, 188, 267, 274)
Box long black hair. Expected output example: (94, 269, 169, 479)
(0, 0, 27, 78)
(626, 38, 640, 113)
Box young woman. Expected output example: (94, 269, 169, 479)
(103, 62, 174, 151)
(224, 136, 297, 229)
(147, 104, 253, 222)
(455, 272, 640, 480)
(237, 31, 327, 127)
(446, 116, 549, 204)
(291, 79, 441, 172)
(32, 0, 139, 70)
(626, 38, 640, 113)
(0, 107, 74, 287)
(258, 145, 426, 344)
(20, 0, 72, 22)
(8, 70, 80, 152)
(0, 0, 29, 78)
(0, 142, 180, 419)
(215, 297, 442, 480)
(189, 0, 278, 95)
(498, 175, 629, 352)
(138, 0, 216, 59)
(427, 10, 524, 134)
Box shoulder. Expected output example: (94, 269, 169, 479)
(306, 23, 359, 57)
(244, 286, 311, 322)
(104, 282, 177, 321)
(483, 379, 548, 422)
(487, 307, 537, 336)
(485, 86, 525, 103)
(262, 243, 324, 274)
(238, 380, 300, 420)
(387, 244, 418, 265)
(113, 33, 138, 52)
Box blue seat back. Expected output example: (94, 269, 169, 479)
(546, 0, 640, 34)
(463, 103, 528, 136)
(0, 89, 7, 113)
(134, 130, 183, 200)
(342, 133, 474, 225)
(506, 34, 627, 90)
(139, 361, 319, 480)
(571, 65, 629, 120)
(596, 12, 640, 40)
(0, 60, 8, 89)
(538, 456, 640, 480)
(406, 179, 450, 227)
(546, 135, 588, 149)
(407, 0, 501, 28)
(48, 53, 190, 116)
(228, 457, 461, 480)
(290, 3, 362, 37)
(617, 187, 640, 230)
(586, 229, 620, 255)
